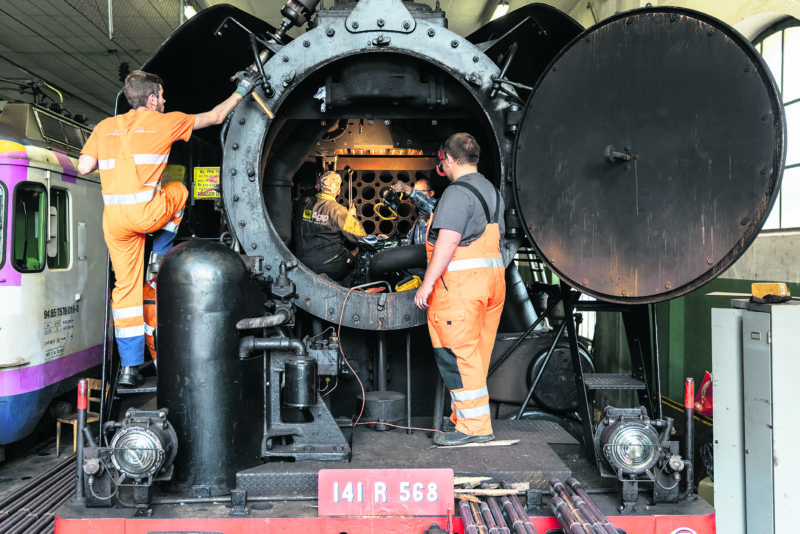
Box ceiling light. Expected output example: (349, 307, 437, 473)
(491, 1, 510, 21)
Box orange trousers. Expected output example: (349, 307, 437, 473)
(104, 182, 187, 366)
(428, 266, 505, 436)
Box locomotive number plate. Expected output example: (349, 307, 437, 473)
(318, 468, 453, 516)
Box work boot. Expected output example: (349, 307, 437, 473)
(118, 365, 144, 387)
(442, 418, 456, 432)
(146, 252, 165, 281)
(434, 430, 494, 446)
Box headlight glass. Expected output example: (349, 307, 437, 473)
(111, 427, 164, 478)
(603, 424, 660, 475)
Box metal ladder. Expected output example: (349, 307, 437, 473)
(560, 282, 663, 465)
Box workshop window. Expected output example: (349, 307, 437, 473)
(12, 182, 47, 272)
(756, 17, 800, 229)
(47, 187, 70, 269)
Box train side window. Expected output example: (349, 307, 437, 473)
(12, 183, 47, 273)
(47, 187, 70, 269)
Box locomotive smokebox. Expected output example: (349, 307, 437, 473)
(157, 241, 265, 496)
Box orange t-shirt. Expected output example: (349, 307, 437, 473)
(82, 109, 195, 197)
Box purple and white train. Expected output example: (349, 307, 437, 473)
(0, 101, 106, 459)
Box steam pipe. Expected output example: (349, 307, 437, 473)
(377, 333, 388, 391)
(550, 495, 589, 534)
(500, 493, 530, 534)
(478, 485, 511, 534)
(236, 309, 291, 330)
(549, 480, 592, 534)
(479, 501, 502, 534)
(239, 336, 307, 360)
(501, 481, 538, 534)
(565, 477, 616, 534)
(459, 499, 480, 534)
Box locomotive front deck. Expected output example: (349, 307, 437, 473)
(55, 417, 715, 533)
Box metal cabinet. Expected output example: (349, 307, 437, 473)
(712, 300, 800, 534)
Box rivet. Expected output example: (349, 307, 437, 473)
(265, 264, 271, 270)
(451, 40, 459, 48)
(352, 314, 360, 322)
(473, 55, 479, 62)
(305, 298, 311, 306)
(230, 168, 237, 176)
(232, 194, 239, 201)
(377, 18, 384, 27)
(707, 257, 713, 265)
(251, 243, 257, 250)
(329, 308, 335, 315)
(232, 143, 239, 150)
(404, 314, 410, 321)
(239, 118, 246, 125)
(303, 40, 310, 47)
(352, 21, 359, 29)
(428, 28, 435, 37)
(326, 27, 335, 37)
(282, 56, 289, 62)
(403, 21, 410, 30)
(239, 220, 246, 227)
(665, 282, 673, 290)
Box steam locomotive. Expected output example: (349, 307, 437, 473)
(55, 0, 783, 532)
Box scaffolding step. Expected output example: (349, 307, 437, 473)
(583, 373, 646, 390)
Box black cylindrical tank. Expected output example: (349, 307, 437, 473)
(284, 356, 317, 408)
(157, 240, 265, 496)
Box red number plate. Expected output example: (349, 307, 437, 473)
(318, 468, 454, 516)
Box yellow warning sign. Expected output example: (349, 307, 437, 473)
(194, 167, 220, 199)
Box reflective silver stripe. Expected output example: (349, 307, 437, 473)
(103, 189, 156, 206)
(175, 208, 184, 218)
(143, 323, 155, 336)
(161, 221, 179, 233)
(447, 257, 503, 272)
(454, 404, 491, 420)
(115, 325, 145, 338)
(451, 386, 489, 402)
(112, 306, 143, 320)
(98, 159, 115, 170)
(134, 153, 169, 165)
(144, 181, 160, 187)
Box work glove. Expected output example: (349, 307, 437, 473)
(233, 70, 262, 98)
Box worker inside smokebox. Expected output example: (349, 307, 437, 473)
(293, 170, 367, 284)
(391, 178, 437, 246)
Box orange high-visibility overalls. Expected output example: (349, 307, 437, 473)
(426, 181, 505, 436)
(82, 110, 193, 366)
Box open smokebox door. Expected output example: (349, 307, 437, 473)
(513, 7, 784, 304)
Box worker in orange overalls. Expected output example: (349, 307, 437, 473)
(415, 132, 506, 446)
(78, 69, 260, 386)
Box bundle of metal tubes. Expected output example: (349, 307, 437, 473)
(549, 477, 617, 534)
(0, 455, 76, 534)
(458, 482, 537, 534)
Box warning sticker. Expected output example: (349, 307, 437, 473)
(194, 167, 220, 199)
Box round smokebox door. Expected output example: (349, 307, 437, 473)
(513, 7, 784, 304)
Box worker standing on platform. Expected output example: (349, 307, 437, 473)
(415, 133, 506, 446)
(78, 69, 260, 386)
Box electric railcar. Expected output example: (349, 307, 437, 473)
(0, 101, 106, 459)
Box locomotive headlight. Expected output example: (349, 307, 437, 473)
(111, 427, 165, 478)
(109, 409, 178, 482)
(595, 406, 662, 476)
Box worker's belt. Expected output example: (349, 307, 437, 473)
(446, 256, 503, 272)
(103, 189, 156, 206)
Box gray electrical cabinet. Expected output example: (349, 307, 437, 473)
(712, 300, 800, 534)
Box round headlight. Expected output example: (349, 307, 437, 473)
(601, 423, 661, 475)
(110, 427, 166, 478)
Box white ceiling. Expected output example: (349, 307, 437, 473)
(0, 0, 582, 127)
